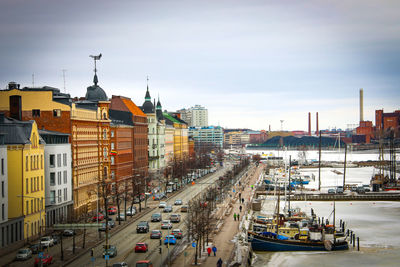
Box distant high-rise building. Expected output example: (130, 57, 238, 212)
(177, 105, 208, 127)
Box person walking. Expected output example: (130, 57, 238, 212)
(239, 205, 242, 213)
(207, 247, 212, 256)
(239, 192, 241, 200)
(237, 213, 240, 221)
(234, 213, 237, 221)
(217, 257, 223, 267)
(241, 198, 244, 204)
(212, 245, 217, 256)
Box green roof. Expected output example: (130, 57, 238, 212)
(163, 112, 181, 124)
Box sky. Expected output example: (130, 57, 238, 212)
(1, 0, 399, 131)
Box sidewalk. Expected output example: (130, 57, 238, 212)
(172, 163, 264, 267)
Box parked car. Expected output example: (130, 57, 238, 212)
(40, 236, 54, 247)
(151, 213, 162, 222)
(108, 206, 117, 215)
(328, 189, 335, 194)
(357, 186, 366, 194)
(166, 188, 173, 193)
(29, 243, 40, 254)
(103, 245, 118, 258)
(126, 206, 137, 216)
(93, 213, 105, 222)
(174, 199, 182, 205)
(336, 186, 344, 194)
(107, 218, 116, 228)
(51, 234, 60, 244)
(112, 262, 128, 267)
(136, 260, 153, 267)
(150, 230, 162, 239)
(136, 221, 150, 233)
(15, 248, 32, 261)
(159, 202, 167, 209)
(154, 193, 166, 200)
(170, 214, 181, 223)
(163, 205, 173, 213)
(350, 186, 358, 192)
(180, 205, 188, 212)
(134, 242, 149, 253)
(164, 235, 176, 245)
(63, 229, 75, 236)
(34, 254, 53, 266)
(116, 213, 126, 221)
(161, 220, 172, 229)
(171, 229, 183, 239)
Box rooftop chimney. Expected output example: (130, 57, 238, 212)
(360, 88, 364, 122)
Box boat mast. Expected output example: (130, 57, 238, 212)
(318, 130, 322, 191)
(343, 143, 347, 188)
(276, 184, 280, 235)
(288, 155, 291, 217)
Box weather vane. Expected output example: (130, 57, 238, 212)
(89, 53, 102, 85)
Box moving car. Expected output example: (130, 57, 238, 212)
(116, 213, 126, 221)
(107, 218, 116, 228)
(136, 221, 150, 233)
(174, 199, 182, 205)
(362, 184, 371, 192)
(34, 254, 53, 266)
(328, 189, 335, 194)
(151, 213, 162, 222)
(63, 229, 75, 236)
(159, 202, 167, 209)
(29, 243, 40, 254)
(163, 205, 173, 213)
(180, 205, 188, 212)
(357, 186, 366, 194)
(40, 236, 54, 247)
(98, 222, 112, 232)
(150, 230, 162, 239)
(15, 248, 32, 261)
(336, 186, 344, 194)
(112, 262, 128, 267)
(164, 235, 176, 245)
(171, 229, 183, 239)
(136, 260, 153, 267)
(134, 242, 149, 253)
(92, 213, 104, 222)
(126, 206, 137, 216)
(170, 214, 181, 223)
(161, 220, 172, 229)
(103, 245, 118, 258)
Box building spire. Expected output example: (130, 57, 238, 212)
(89, 53, 102, 86)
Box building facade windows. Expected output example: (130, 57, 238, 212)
(50, 172, 55, 186)
(50, 191, 55, 204)
(63, 153, 67, 166)
(49, 154, 55, 168)
(63, 171, 67, 184)
(58, 172, 61, 185)
(32, 109, 41, 117)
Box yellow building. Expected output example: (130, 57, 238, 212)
(1, 117, 45, 239)
(164, 125, 175, 164)
(163, 112, 189, 160)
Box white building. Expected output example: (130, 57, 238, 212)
(189, 126, 224, 150)
(178, 105, 208, 127)
(40, 130, 73, 226)
(0, 144, 8, 248)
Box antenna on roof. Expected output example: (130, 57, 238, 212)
(32, 73, 34, 87)
(62, 69, 67, 93)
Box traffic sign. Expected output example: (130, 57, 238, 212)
(105, 255, 109, 260)
(38, 252, 44, 258)
(192, 242, 196, 248)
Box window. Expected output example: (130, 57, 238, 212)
(50, 191, 55, 204)
(30, 200, 33, 213)
(26, 156, 28, 171)
(53, 109, 61, 117)
(111, 143, 114, 150)
(1, 158, 3, 175)
(63, 153, 67, 166)
(1, 204, 4, 220)
(58, 172, 61, 185)
(64, 188, 67, 201)
(32, 109, 40, 117)
(57, 154, 61, 167)
(30, 156, 33, 170)
(26, 178, 28, 194)
(26, 201, 29, 214)
(34, 198, 36, 212)
(103, 129, 107, 140)
(111, 156, 115, 165)
(49, 154, 55, 168)
(1, 181, 3, 197)
(111, 171, 115, 180)
(103, 148, 108, 159)
(58, 189, 62, 202)
(63, 171, 67, 184)
(111, 131, 114, 137)
(31, 178, 33, 192)
(50, 173, 55, 186)
(41, 155, 43, 169)
(41, 176, 43, 190)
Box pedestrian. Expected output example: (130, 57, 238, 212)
(239, 205, 242, 213)
(237, 213, 240, 221)
(241, 198, 244, 204)
(239, 181, 241, 186)
(217, 257, 223, 267)
(233, 213, 237, 221)
(207, 247, 212, 256)
(239, 192, 241, 200)
(212, 245, 217, 256)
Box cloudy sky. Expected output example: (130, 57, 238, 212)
(1, 0, 399, 131)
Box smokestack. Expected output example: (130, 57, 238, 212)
(308, 112, 311, 136)
(316, 112, 319, 136)
(360, 88, 364, 122)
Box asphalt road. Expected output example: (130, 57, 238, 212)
(66, 163, 231, 267)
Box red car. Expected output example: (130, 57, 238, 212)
(34, 254, 53, 266)
(92, 213, 104, 221)
(134, 242, 148, 253)
(108, 206, 117, 215)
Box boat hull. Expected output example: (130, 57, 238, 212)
(249, 233, 349, 252)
